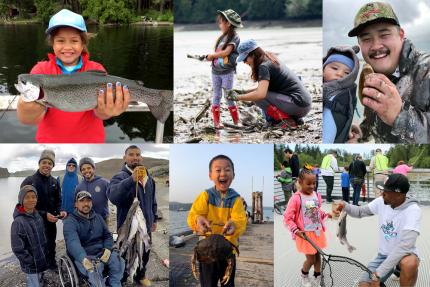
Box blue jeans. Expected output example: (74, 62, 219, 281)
(352, 184, 361, 205)
(75, 251, 125, 287)
(360, 253, 395, 283)
(26, 273, 43, 287)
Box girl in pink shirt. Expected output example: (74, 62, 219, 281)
(283, 165, 332, 286)
(392, 160, 413, 176)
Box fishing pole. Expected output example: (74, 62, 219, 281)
(410, 147, 425, 166)
(0, 94, 18, 121)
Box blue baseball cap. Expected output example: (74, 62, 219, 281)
(236, 39, 259, 63)
(46, 9, 87, 35)
(323, 54, 354, 70)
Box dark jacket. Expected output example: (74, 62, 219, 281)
(21, 171, 62, 221)
(63, 210, 113, 263)
(289, 154, 300, 178)
(11, 205, 48, 274)
(323, 46, 360, 143)
(360, 39, 430, 143)
(75, 175, 109, 219)
(349, 159, 367, 180)
(107, 164, 157, 232)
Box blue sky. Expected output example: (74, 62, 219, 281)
(170, 144, 274, 206)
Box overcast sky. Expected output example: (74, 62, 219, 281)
(324, 0, 430, 55)
(0, 144, 169, 172)
(170, 144, 273, 206)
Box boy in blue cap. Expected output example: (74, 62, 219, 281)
(17, 9, 130, 143)
(322, 46, 360, 143)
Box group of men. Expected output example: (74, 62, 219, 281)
(11, 145, 157, 287)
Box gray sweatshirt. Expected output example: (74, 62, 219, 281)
(344, 197, 421, 278)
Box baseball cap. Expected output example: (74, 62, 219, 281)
(236, 39, 258, 63)
(46, 9, 87, 35)
(376, 173, 410, 193)
(348, 2, 400, 37)
(75, 191, 92, 201)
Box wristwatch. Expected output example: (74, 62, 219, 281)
(371, 272, 380, 281)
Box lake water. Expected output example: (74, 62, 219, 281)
(0, 24, 173, 142)
(0, 177, 65, 258)
(170, 207, 274, 235)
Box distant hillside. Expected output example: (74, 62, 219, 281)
(0, 167, 9, 178)
(10, 157, 168, 180)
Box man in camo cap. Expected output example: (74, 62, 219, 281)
(347, 2, 430, 144)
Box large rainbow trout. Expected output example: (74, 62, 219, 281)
(15, 70, 173, 122)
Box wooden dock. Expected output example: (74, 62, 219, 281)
(170, 222, 274, 287)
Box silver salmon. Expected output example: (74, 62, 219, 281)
(337, 210, 356, 253)
(15, 70, 173, 123)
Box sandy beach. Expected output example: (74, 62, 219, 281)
(174, 26, 322, 143)
(0, 179, 169, 287)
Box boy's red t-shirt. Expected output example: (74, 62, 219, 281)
(30, 53, 106, 143)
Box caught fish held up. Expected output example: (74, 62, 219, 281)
(337, 210, 356, 253)
(114, 167, 151, 281)
(15, 70, 173, 122)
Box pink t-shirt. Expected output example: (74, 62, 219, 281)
(392, 164, 412, 176)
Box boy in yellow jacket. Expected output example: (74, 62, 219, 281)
(187, 154, 247, 287)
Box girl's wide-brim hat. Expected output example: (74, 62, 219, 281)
(217, 9, 243, 28)
(46, 9, 87, 35)
(236, 39, 259, 63)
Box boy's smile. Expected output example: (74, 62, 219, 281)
(209, 159, 234, 193)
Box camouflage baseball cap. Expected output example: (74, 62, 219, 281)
(217, 9, 243, 28)
(348, 2, 400, 37)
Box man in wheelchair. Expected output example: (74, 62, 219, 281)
(63, 191, 125, 287)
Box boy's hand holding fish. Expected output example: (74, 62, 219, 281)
(94, 81, 131, 120)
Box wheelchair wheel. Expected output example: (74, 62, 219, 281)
(58, 256, 80, 287)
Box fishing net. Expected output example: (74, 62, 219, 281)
(321, 254, 398, 287)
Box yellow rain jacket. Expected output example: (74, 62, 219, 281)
(187, 187, 247, 247)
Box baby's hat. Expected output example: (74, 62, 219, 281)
(323, 53, 354, 70)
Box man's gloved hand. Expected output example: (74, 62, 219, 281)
(82, 257, 94, 272)
(100, 248, 111, 264)
(226, 90, 239, 101)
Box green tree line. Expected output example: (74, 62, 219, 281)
(274, 144, 430, 171)
(175, 0, 322, 24)
(0, 0, 173, 24)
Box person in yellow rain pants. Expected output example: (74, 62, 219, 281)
(187, 154, 247, 287)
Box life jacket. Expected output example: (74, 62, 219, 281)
(321, 154, 332, 170)
(374, 153, 389, 172)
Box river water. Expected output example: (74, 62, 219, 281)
(0, 24, 173, 142)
